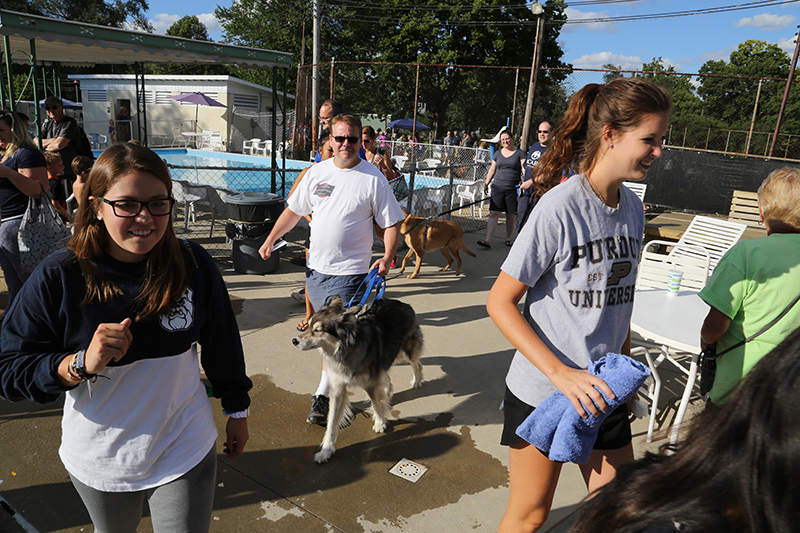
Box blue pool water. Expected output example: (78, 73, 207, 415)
(142, 149, 470, 195)
(153, 149, 312, 195)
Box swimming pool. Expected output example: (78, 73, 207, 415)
(145, 149, 472, 196)
(153, 148, 312, 195)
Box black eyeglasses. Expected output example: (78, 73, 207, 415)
(538, 130, 550, 134)
(98, 197, 175, 218)
(45, 106, 61, 111)
(362, 138, 372, 144)
(333, 136, 359, 144)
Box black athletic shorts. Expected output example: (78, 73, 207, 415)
(500, 385, 631, 452)
(489, 185, 517, 214)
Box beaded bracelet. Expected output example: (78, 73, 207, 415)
(69, 350, 98, 382)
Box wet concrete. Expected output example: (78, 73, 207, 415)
(0, 228, 671, 532)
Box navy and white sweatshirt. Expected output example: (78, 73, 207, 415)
(0, 241, 252, 491)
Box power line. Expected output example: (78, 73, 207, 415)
(320, 0, 799, 26)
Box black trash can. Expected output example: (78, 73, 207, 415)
(224, 192, 285, 274)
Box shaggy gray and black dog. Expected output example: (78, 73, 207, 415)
(292, 295, 424, 463)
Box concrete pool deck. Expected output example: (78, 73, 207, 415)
(0, 230, 684, 532)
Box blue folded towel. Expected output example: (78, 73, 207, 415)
(515, 353, 651, 464)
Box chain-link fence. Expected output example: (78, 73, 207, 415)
(298, 62, 800, 161)
(228, 109, 295, 154)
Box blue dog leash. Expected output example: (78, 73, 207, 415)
(348, 267, 386, 309)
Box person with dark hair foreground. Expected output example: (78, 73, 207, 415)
(570, 326, 800, 533)
(0, 143, 251, 532)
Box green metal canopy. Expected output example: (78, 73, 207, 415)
(0, 9, 291, 69)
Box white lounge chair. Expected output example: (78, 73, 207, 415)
(622, 181, 647, 202)
(671, 215, 746, 273)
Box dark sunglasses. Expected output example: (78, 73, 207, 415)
(362, 138, 372, 144)
(333, 136, 359, 144)
(45, 105, 62, 111)
(98, 197, 175, 218)
(538, 130, 550, 134)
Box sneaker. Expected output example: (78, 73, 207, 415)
(291, 288, 305, 304)
(307, 395, 329, 426)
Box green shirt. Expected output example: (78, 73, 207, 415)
(698, 233, 800, 403)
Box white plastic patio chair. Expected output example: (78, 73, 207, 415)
(204, 132, 223, 151)
(632, 240, 711, 443)
(242, 138, 260, 155)
(411, 188, 443, 218)
(255, 140, 272, 157)
(171, 128, 188, 148)
(204, 185, 238, 238)
(452, 181, 484, 219)
(670, 215, 746, 273)
(87, 132, 108, 150)
(392, 155, 408, 169)
(172, 179, 208, 231)
(622, 181, 647, 202)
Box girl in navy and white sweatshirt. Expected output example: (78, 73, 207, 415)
(0, 143, 251, 532)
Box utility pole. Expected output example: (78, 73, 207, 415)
(311, 0, 320, 154)
(520, 2, 544, 151)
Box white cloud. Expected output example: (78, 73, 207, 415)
(736, 13, 795, 31)
(698, 47, 735, 63)
(572, 52, 642, 70)
(777, 34, 798, 55)
(562, 7, 620, 34)
(149, 13, 180, 34)
(196, 13, 223, 36)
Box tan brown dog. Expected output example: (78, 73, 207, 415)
(398, 214, 476, 278)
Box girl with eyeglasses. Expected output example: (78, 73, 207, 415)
(0, 142, 251, 532)
(0, 110, 50, 309)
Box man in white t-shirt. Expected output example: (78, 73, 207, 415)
(259, 114, 405, 425)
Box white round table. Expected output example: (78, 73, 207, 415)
(631, 288, 709, 443)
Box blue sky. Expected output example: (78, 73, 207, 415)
(145, 0, 799, 73)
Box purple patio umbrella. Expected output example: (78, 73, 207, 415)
(170, 92, 227, 132)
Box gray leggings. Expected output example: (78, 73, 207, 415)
(70, 446, 217, 533)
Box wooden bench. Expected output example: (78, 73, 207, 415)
(644, 211, 766, 243)
(728, 190, 761, 227)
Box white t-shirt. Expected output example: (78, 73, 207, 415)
(288, 158, 405, 275)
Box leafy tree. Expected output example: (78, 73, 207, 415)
(6, 0, 152, 31)
(698, 40, 789, 129)
(602, 64, 624, 84)
(149, 16, 227, 75)
(641, 57, 702, 119)
(215, 0, 319, 91)
(166, 15, 210, 41)
(216, 0, 572, 141)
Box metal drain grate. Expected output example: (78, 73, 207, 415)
(389, 458, 428, 483)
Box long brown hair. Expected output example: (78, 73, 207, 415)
(535, 78, 672, 195)
(68, 143, 194, 322)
